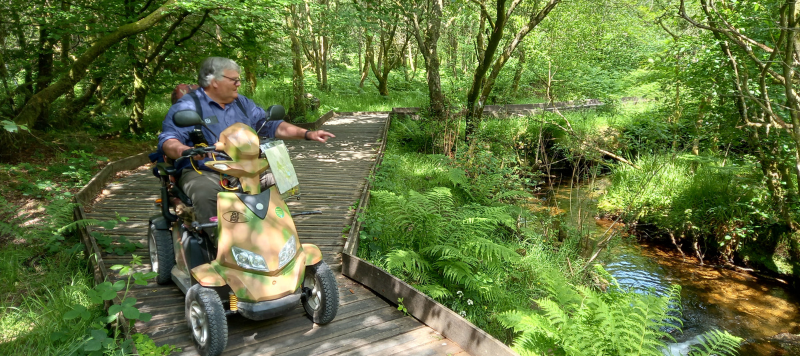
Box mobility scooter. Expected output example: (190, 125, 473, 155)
(147, 106, 338, 356)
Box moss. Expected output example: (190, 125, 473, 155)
(738, 232, 800, 278)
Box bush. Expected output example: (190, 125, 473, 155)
(599, 154, 772, 260)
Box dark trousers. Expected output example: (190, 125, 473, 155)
(178, 169, 275, 236)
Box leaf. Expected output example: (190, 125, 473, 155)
(122, 297, 137, 307)
(108, 304, 122, 315)
(50, 331, 67, 341)
(101, 288, 117, 300)
(122, 306, 140, 319)
(87, 290, 103, 304)
(83, 337, 103, 352)
(64, 305, 87, 320)
(95, 314, 117, 324)
(1, 120, 28, 133)
(112, 280, 127, 291)
(139, 312, 152, 322)
(84, 329, 108, 352)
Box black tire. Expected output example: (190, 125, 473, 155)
(301, 261, 339, 324)
(148, 223, 174, 285)
(185, 285, 228, 356)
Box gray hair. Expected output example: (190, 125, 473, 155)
(197, 57, 241, 87)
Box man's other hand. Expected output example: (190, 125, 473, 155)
(181, 147, 208, 160)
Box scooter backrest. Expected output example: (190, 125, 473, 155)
(173, 110, 204, 127)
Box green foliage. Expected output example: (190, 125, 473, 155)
(362, 186, 523, 330)
(396, 298, 409, 315)
(132, 333, 180, 356)
(599, 154, 771, 258)
(686, 329, 742, 356)
(57, 255, 161, 355)
(2, 120, 29, 133)
(499, 265, 741, 356)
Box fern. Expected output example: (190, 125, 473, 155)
(687, 329, 742, 356)
(434, 259, 477, 288)
(415, 283, 452, 299)
(498, 265, 742, 356)
(385, 249, 430, 282)
(464, 236, 520, 263)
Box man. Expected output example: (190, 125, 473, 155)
(158, 57, 334, 235)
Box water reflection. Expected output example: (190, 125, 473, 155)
(603, 238, 800, 355)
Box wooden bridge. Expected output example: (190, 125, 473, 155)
(83, 113, 471, 355)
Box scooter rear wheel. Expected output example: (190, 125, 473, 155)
(148, 223, 174, 285)
(186, 284, 228, 356)
(301, 261, 339, 324)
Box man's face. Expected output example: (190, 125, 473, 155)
(210, 69, 241, 104)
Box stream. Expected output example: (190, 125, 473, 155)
(549, 181, 800, 355)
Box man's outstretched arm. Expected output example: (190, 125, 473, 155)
(274, 122, 335, 143)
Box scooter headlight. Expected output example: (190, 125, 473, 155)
(278, 236, 297, 269)
(232, 246, 269, 272)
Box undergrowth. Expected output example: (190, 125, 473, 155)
(598, 154, 773, 263)
(359, 115, 743, 354)
(0, 147, 173, 355)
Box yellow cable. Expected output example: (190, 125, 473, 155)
(190, 157, 202, 175)
(220, 173, 239, 191)
(189, 144, 209, 175)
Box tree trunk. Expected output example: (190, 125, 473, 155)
(511, 46, 525, 97)
(466, 0, 561, 140)
(465, 1, 508, 139)
(13, 0, 178, 128)
(377, 76, 389, 96)
(406, 0, 445, 120)
(359, 33, 371, 89)
(34, 26, 55, 130)
(61, 75, 103, 125)
(243, 29, 259, 92)
(321, 35, 329, 91)
(59, 0, 74, 124)
(129, 64, 147, 134)
(0, 28, 15, 114)
(478, 0, 561, 106)
(287, 8, 307, 120)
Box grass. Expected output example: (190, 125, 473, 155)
(0, 130, 164, 354)
(0, 247, 100, 355)
(597, 152, 772, 262)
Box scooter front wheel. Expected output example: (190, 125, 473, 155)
(186, 285, 228, 356)
(147, 223, 174, 285)
(301, 261, 339, 324)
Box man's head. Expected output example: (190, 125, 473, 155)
(198, 57, 241, 105)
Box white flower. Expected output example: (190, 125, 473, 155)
(459, 311, 467, 317)
(467, 299, 473, 306)
(456, 290, 463, 297)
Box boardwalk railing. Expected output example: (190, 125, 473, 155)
(391, 96, 648, 119)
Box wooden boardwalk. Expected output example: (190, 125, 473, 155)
(85, 113, 467, 356)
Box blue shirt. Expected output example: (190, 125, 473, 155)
(157, 88, 283, 172)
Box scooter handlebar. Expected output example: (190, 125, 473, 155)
(175, 146, 220, 164)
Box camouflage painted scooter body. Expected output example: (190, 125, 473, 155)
(189, 188, 323, 302)
(172, 123, 322, 309)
